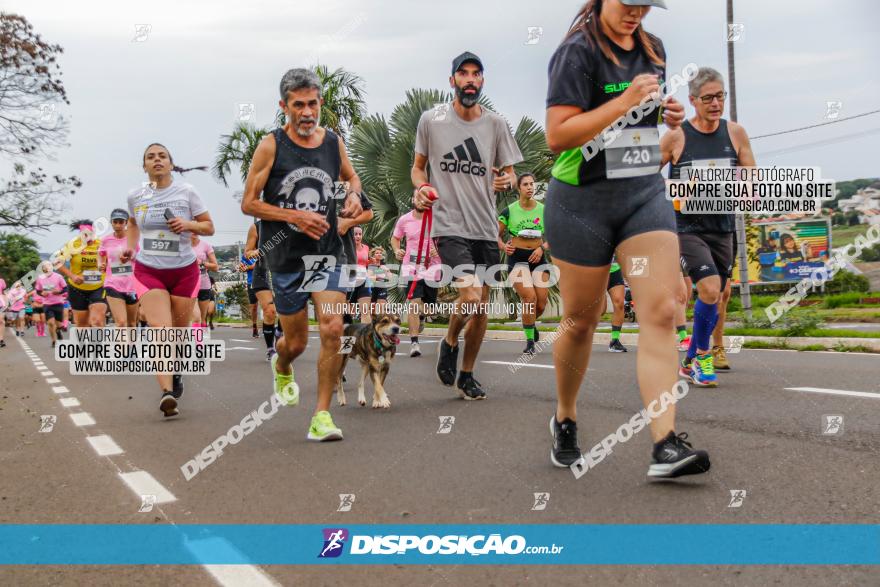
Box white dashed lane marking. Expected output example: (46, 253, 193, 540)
(45, 377, 60, 384)
(118, 471, 176, 504)
(86, 435, 124, 456)
(202, 564, 280, 587)
(69, 412, 96, 426)
(60, 397, 80, 407)
(52, 386, 69, 394)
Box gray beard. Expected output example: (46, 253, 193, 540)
(295, 117, 319, 137)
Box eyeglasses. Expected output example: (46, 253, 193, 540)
(697, 91, 727, 104)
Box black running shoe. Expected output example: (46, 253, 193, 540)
(609, 339, 627, 353)
(523, 340, 536, 355)
(436, 339, 458, 386)
(57, 329, 63, 340)
(457, 374, 486, 400)
(648, 431, 711, 478)
(159, 392, 179, 418)
(251, 324, 258, 338)
(0, 340, 5, 348)
(171, 375, 184, 399)
(550, 416, 583, 468)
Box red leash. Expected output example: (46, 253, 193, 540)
(407, 185, 436, 300)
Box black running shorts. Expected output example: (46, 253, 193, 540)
(435, 236, 500, 276)
(678, 232, 734, 289)
(545, 174, 674, 267)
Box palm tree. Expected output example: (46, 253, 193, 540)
(213, 66, 366, 193)
(349, 89, 558, 312)
(313, 64, 367, 141)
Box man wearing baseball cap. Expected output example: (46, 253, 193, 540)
(412, 51, 523, 400)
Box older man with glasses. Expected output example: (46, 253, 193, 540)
(660, 66, 756, 386)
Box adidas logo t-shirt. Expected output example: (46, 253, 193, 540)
(415, 106, 522, 241)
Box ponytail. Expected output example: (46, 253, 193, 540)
(172, 165, 208, 174)
(143, 143, 208, 174)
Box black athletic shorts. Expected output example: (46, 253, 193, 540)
(68, 286, 106, 311)
(545, 174, 674, 267)
(371, 286, 388, 303)
(436, 236, 500, 277)
(400, 280, 437, 304)
(506, 247, 547, 274)
(105, 287, 138, 305)
(678, 232, 735, 289)
(44, 304, 64, 322)
(350, 283, 371, 301)
(608, 269, 625, 290)
(251, 268, 271, 292)
(32, 306, 44, 315)
(197, 288, 214, 302)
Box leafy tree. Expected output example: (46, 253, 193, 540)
(0, 13, 80, 230)
(313, 64, 367, 141)
(0, 232, 41, 280)
(213, 65, 366, 197)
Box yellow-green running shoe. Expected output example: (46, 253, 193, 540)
(307, 411, 343, 442)
(271, 353, 299, 406)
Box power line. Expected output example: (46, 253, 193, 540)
(751, 108, 880, 140)
(756, 127, 880, 159)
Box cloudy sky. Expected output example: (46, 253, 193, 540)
(5, 0, 879, 253)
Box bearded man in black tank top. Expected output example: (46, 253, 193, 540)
(660, 67, 756, 385)
(241, 68, 364, 442)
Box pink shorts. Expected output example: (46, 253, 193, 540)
(134, 261, 200, 298)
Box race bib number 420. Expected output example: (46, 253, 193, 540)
(603, 128, 660, 179)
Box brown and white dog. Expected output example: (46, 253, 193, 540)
(336, 313, 401, 409)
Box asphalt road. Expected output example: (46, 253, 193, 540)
(1, 327, 878, 586)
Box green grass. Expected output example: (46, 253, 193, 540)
(742, 340, 877, 353)
(831, 224, 868, 247)
(724, 327, 880, 339)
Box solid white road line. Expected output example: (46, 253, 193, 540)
(786, 387, 880, 400)
(86, 435, 124, 456)
(226, 347, 256, 351)
(483, 360, 555, 369)
(60, 397, 80, 407)
(69, 412, 96, 426)
(118, 471, 176, 504)
(230, 339, 254, 343)
(52, 386, 69, 394)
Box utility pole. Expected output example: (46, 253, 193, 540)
(235, 240, 243, 283)
(728, 0, 753, 319)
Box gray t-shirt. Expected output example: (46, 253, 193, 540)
(127, 180, 208, 269)
(415, 106, 523, 241)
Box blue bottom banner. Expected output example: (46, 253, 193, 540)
(1, 524, 878, 565)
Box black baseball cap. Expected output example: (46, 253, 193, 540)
(451, 52, 483, 76)
(110, 208, 129, 221)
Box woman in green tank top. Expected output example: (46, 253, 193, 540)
(498, 173, 552, 354)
